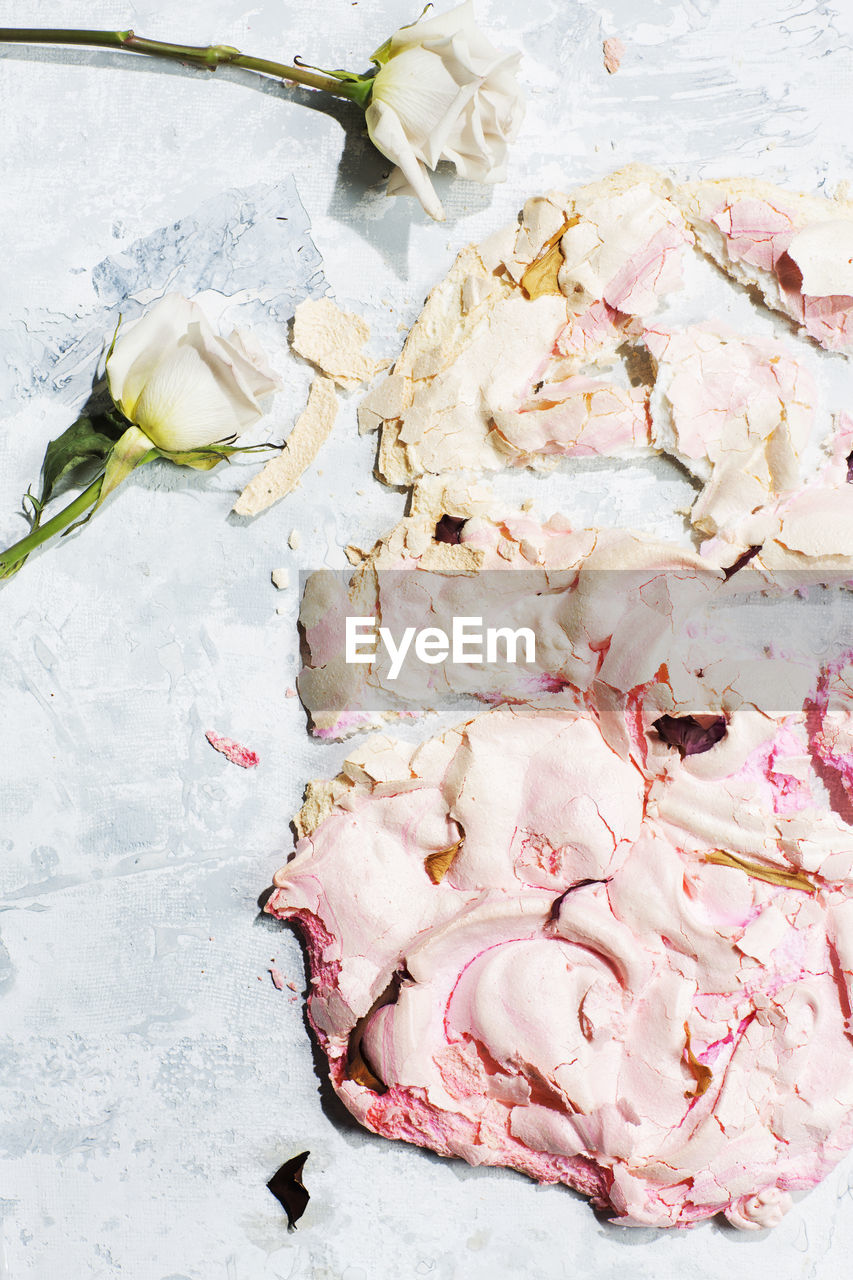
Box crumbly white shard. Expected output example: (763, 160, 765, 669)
(271, 567, 290, 589)
(233, 377, 338, 516)
(644, 325, 815, 552)
(556, 168, 691, 318)
(788, 221, 853, 296)
(491, 376, 650, 465)
(292, 296, 391, 390)
(753, 484, 853, 576)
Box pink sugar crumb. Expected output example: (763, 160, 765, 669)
(269, 966, 285, 990)
(603, 37, 624, 74)
(205, 730, 259, 769)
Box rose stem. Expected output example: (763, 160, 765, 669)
(0, 29, 372, 104)
(0, 475, 104, 578)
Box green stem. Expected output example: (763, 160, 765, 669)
(0, 473, 104, 579)
(0, 28, 372, 105)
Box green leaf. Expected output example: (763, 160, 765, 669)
(35, 414, 125, 523)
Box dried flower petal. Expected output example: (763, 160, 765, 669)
(705, 850, 816, 894)
(424, 842, 461, 883)
(683, 1022, 713, 1099)
(653, 714, 727, 757)
(434, 515, 466, 544)
(266, 1151, 310, 1228)
(520, 221, 571, 300)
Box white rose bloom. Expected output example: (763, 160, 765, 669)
(106, 294, 280, 453)
(365, 1, 524, 221)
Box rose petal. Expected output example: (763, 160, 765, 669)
(106, 294, 196, 419)
(366, 98, 446, 222)
(132, 343, 262, 451)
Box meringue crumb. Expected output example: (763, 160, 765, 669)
(603, 37, 625, 74)
(289, 529, 302, 550)
(233, 377, 338, 517)
(269, 966, 285, 990)
(205, 731, 259, 769)
(285, 687, 297, 698)
(292, 296, 391, 390)
(271, 567, 290, 590)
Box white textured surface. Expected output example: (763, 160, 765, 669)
(3, 1, 853, 1277)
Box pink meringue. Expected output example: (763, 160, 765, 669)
(268, 676, 853, 1229)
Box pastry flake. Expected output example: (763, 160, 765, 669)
(233, 376, 338, 516)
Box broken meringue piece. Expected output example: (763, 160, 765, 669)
(490, 375, 650, 464)
(787, 220, 853, 297)
(292, 296, 390, 390)
(678, 177, 853, 352)
(556, 172, 692, 319)
(645, 324, 815, 549)
(233, 377, 338, 516)
(360, 166, 691, 485)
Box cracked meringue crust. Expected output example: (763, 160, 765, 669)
(268, 681, 853, 1230)
(269, 170, 853, 1229)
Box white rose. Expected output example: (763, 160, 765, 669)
(106, 293, 280, 453)
(365, 1, 524, 222)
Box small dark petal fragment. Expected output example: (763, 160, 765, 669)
(775, 251, 803, 294)
(267, 1150, 310, 1228)
(723, 545, 761, 579)
(434, 514, 466, 544)
(549, 878, 611, 920)
(846, 451, 853, 484)
(653, 714, 727, 758)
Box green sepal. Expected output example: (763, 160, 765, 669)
(159, 440, 281, 470)
(370, 36, 394, 66)
(371, 5, 433, 65)
(164, 450, 224, 472)
(292, 57, 376, 107)
(96, 426, 158, 509)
